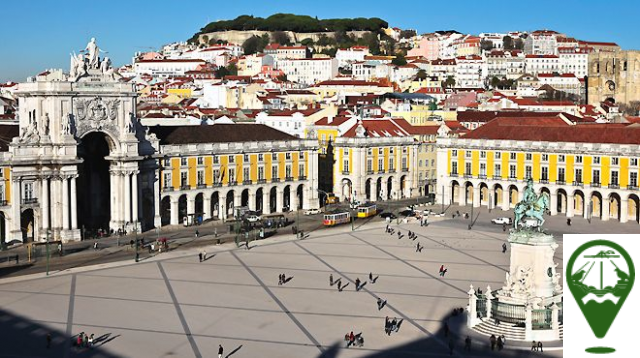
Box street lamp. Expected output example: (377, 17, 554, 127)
(134, 222, 139, 262)
(45, 229, 51, 276)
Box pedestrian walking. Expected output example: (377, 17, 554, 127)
(88, 334, 94, 347)
(537, 341, 543, 352)
(369, 272, 373, 283)
(337, 280, 342, 291)
(195, 230, 199, 238)
(330, 274, 334, 286)
(442, 268, 448, 277)
(439, 265, 444, 275)
(93, 241, 98, 250)
(46, 333, 52, 349)
(490, 334, 496, 350)
(76, 333, 83, 347)
(497, 335, 504, 350)
(83, 334, 88, 347)
(567, 218, 572, 226)
(531, 340, 537, 351)
(502, 223, 506, 232)
(385, 224, 389, 232)
(384, 316, 390, 335)
(218, 344, 224, 358)
(502, 243, 507, 253)
(278, 274, 283, 285)
(416, 243, 421, 252)
(348, 331, 355, 347)
(464, 336, 471, 351)
(355, 278, 361, 291)
(198, 252, 203, 262)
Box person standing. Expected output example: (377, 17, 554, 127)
(502, 243, 507, 253)
(537, 341, 543, 352)
(195, 230, 199, 238)
(448, 338, 454, 356)
(198, 252, 203, 262)
(88, 334, 94, 347)
(490, 334, 496, 350)
(218, 344, 224, 358)
(464, 336, 471, 351)
(355, 278, 361, 291)
(330, 274, 334, 286)
(203, 250, 207, 261)
(369, 272, 373, 283)
(531, 340, 537, 351)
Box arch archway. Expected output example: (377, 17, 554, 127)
(283, 186, 291, 210)
(573, 190, 585, 217)
(365, 179, 372, 201)
(609, 193, 621, 220)
(451, 180, 460, 205)
(77, 132, 112, 231)
(0, 211, 7, 245)
(241, 189, 249, 207)
(508, 185, 519, 207)
(178, 195, 188, 224)
(479, 183, 489, 207)
(296, 185, 304, 210)
(211, 192, 220, 219)
(386, 177, 393, 200)
(556, 189, 568, 214)
(400, 175, 407, 198)
(270, 187, 277, 213)
(465, 182, 474, 206)
(590, 192, 603, 219)
(376, 178, 383, 200)
(160, 197, 171, 226)
(20, 208, 35, 242)
(226, 191, 235, 218)
(341, 179, 352, 201)
(195, 193, 204, 222)
(256, 188, 264, 213)
(628, 194, 640, 223)
(493, 184, 503, 208)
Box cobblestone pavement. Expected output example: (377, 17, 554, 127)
(0, 210, 576, 358)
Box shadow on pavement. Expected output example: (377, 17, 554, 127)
(0, 308, 125, 358)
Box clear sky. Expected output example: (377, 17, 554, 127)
(1, 0, 638, 82)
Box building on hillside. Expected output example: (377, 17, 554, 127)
(485, 50, 525, 79)
(537, 73, 582, 96)
(525, 55, 561, 76)
(455, 55, 485, 88)
(255, 107, 335, 138)
(408, 34, 441, 60)
(237, 54, 274, 77)
(134, 59, 207, 78)
(437, 115, 640, 224)
(276, 58, 338, 85)
(264, 44, 310, 61)
(310, 79, 394, 98)
(587, 50, 640, 106)
(336, 46, 370, 68)
(524, 30, 563, 55)
(558, 46, 593, 78)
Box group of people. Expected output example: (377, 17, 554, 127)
(344, 331, 364, 348)
(384, 316, 403, 335)
(531, 340, 544, 352)
(439, 265, 448, 277)
(198, 251, 208, 262)
(489, 334, 507, 351)
(74, 332, 95, 348)
(278, 273, 290, 285)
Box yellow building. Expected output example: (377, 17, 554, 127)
(152, 124, 319, 225)
(437, 115, 640, 224)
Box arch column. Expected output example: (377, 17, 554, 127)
(501, 188, 509, 211)
(582, 190, 591, 219)
(203, 194, 211, 220)
(187, 195, 195, 219)
(276, 187, 284, 213)
(263, 190, 270, 214)
(70, 175, 78, 230)
(41, 177, 49, 230)
(291, 190, 299, 211)
(550, 191, 558, 216)
(566, 192, 574, 218)
(458, 185, 466, 206)
(620, 197, 628, 223)
(602, 196, 610, 221)
(124, 172, 131, 225)
(370, 180, 378, 202)
(62, 176, 69, 230)
(233, 191, 242, 212)
(131, 171, 139, 224)
(154, 172, 161, 228)
(472, 186, 481, 208)
(170, 196, 179, 225)
(248, 191, 256, 211)
(10, 179, 21, 238)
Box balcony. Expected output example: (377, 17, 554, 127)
(539, 179, 549, 184)
(213, 182, 222, 187)
(479, 174, 487, 179)
(162, 186, 174, 192)
(197, 184, 207, 189)
(298, 176, 307, 181)
(493, 175, 502, 180)
(556, 180, 566, 185)
(366, 170, 374, 175)
(22, 198, 39, 205)
(0, 199, 8, 206)
(388, 168, 396, 173)
(180, 185, 190, 191)
(228, 181, 237, 187)
(271, 178, 280, 183)
(609, 183, 620, 189)
(508, 176, 517, 181)
(285, 177, 294, 182)
(401, 167, 409, 172)
(572, 181, 583, 187)
(257, 179, 267, 184)
(463, 174, 472, 179)
(342, 171, 350, 175)
(628, 185, 638, 190)
(450, 172, 458, 177)
(378, 170, 385, 174)
(243, 180, 253, 185)
(591, 182, 601, 188)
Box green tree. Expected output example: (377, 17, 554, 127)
(490, 76, 501, 89)
(480, 39, 494, 52)
(271, 31, 291, 45)
(415, 69, 427, 80)
(442, 76, 456, 88)
(514, 38, 525, 50)
(400, 29, 417, 39)
(503, 36, 514, 50)
(242, 36, 261, 55)
(277, 73, 288, 82)
(301, 38, 315, 47)
(391, 53, 407, 66)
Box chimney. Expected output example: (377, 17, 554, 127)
(327, 116, 333, 124)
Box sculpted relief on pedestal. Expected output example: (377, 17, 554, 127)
(73, 97, 120, 137)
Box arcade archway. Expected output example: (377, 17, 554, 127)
(77, 132, 112, 231)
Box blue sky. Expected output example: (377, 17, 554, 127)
(1, 0, 638, 82)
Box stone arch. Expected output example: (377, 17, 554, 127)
(296, 184, 304, 210)
(283, 185, 291, 210)
(464, 181, 474, 206)
(386, 177, 393, 200)
(241, 189, 250, 207)
(77, 131, 113, 231)
(0, 211, 7, 245)
(451, 180, 461, 205)
(225, 191, 235, 218)
(194, 193, 204, 222)
(590, 191, 603, 219)
(628, 194, 640, 223)
(376, 177, 383, 200)
(178, 195, 188, 224)
(211, 192, 220, 219)
(160, 196, 171, 226)
(479, 182, 489, 207)
(508, 185, 519, 207)
(400, 175, 408, 198)
(365, 178, 372, 201)
(256, 188, 264, 213)
(20, 208, 35, 242)
(270, 187, 277, 213)
(493, 184, 503, 207)
(573, 189, 585, 217)
(556, 188, 568, 214)
(609, 192, 621, 221)
(341, 178, 352, 201)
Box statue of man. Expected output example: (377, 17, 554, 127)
(522, 177, 537, 206)
(85, 38, 101, 69)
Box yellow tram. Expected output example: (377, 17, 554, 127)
(356, 203, 378, 218)
(323, 210, 351, 227)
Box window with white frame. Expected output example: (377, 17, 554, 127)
(197, 157, 204, 165)
(452, 149, 457, 156)
(258, 154, 264, 162)
(509, 164, 516, 178)
(576, 155, 583, 164)
(181, 157, 187, 166)
(163, 172, 172, 188)
(559, 155, 565, 163)
(480, 163, 486, 176)
(466, 150, 472, 158)
(228, 168, 235, 183)
(258, 166, 264, 180)
(180, 172, 188, 187)
(526, 153, 532, 161)
(286, 152, 291, 160)
(271, 165, 278, 179)
(402, 157, 407, 170)
(378, 157, 384, 171)
(213, 155, 219, 164)
(213, 169, 220, 183)
(197, 170, 204, 186)
(575, 168, 583, 183)
(465, 162, 472, 175)
(494, 164, 501, 176)
(525, 165, 532, 179)
(451, 162, 458, 175)
(495, 152, 501, 159)
(541, 167, 549, 180)
(558, 168, 565, 182)
(367, 158, 373, 172)
(542, 154, 548, 162)
(611, 170, 619, 185)
(244, 154, 249, 162)
(480, 151, 486, 159)
(594, 156, 601, 164)
(243, 167, 250, 182)
(343, 158, 349, 173)
(630, 172, 638, 187)
(285, 165, 292, 178)
(389, 157, 394, 170)
(299, 163, 305, 177)
(631, 158, 638, 166)
(593, 169, 601, 184)
(23, 182, 34, 201)
(612, 157, 619, 165)
(510, 152, 516, 160)
(229, 155, 235, 163)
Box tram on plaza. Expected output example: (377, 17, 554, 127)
(323, 210, 351, 227)
(356, 203, 378, 218)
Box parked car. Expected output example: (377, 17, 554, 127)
(380, 212, 397, 220)
(246, 215, 261, 223)
(398, 209, 416, 217)
(304, 208, 320, 215)
(491, 217, 512, 225)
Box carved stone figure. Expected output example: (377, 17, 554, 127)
(513, 178, 549, 231)
(70, 52, 87, 81)
(84, 37, 102, 69)
(127, 112, 137, 133)
(42, 113, 50, 136)
(20, 115, 40, 142)
(61, 113, 73, 136)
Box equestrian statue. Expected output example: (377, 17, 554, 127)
(513, 178, 549, 231)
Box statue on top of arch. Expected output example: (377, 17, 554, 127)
(70, 38, 122, 82)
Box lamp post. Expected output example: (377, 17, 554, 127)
(134, 222, 139, 262)
(45, 229, 51, 276)
(441, 185, 445, 214)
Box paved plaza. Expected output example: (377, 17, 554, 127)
(4, 207, 629, 357)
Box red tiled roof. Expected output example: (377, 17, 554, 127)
(463, 116, 640, 144)
(314, 116, 352, 126)
(137, 59, 206, 63)
(314, 80, 387, 87)
(342, 118, 412, 138)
